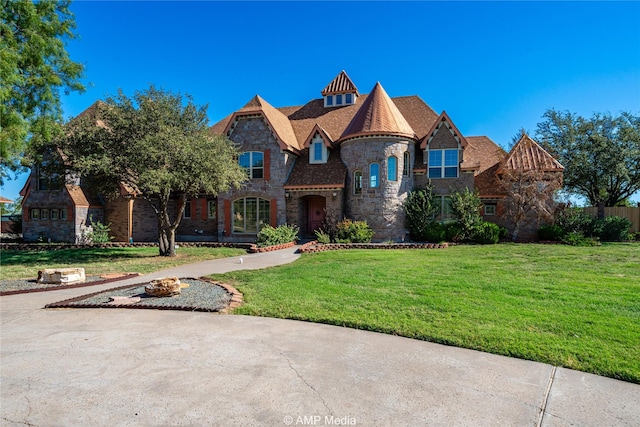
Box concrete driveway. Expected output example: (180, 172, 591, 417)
(2, 247, 639, 426)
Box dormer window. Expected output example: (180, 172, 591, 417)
(309, 134, 328, 164)
(324, 92, 357, 107)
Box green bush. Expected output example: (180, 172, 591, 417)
(443, 222, 463, 242)
(336, 219, 374, 243)
(423, 222, 446, 243)
(450, 188, 483, 240)
(555, 207, 592, 235)
(256, 224, 299, 247)
(595, 216, 632, 242)
(538, 224, 564, 241)
(83, 220, 113, 244)
(314, 229, 331, 244)
(471, 222, 502, 244)
(404, 184, 439, 241)
(562, 231, 600, 247)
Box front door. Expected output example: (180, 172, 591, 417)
(307, 196, 326, 234)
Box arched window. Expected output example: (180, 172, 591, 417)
(369, 163, 379, 188)
(239, 151, 264, 179)
(232, 197, 270, 233)
(403, 151, 410, 176)
(353, 170, 362, 195)
(388, 156, 398, 181)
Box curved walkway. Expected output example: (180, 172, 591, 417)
(1, 246, 639, 426)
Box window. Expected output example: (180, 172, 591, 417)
(336, 94, 343, 105)
(428, 149, 458, 179)
(41, 209, 49, 220)
(369, 163, 379, 188)
(314, 142, 323, 161)
(403, 151, 410, 176)
(388, 156, 398, 181)
(59, 209, 67, 220)
(30, 208, 40, 220)
(51, 209, 59, 220)
(208, 200, 216, 219)
(484, 205, 496, 216)
(326, 95, 333, 106)
(239, 151, 264, 179)
(353, 170, 362, 195)
(183, 199, 191, 219)
(345, 93, 353, 104)
(233, 198, 270, 233)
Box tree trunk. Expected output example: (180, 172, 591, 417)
(158, 226, 177, 257)
(597, 201, 605, 219)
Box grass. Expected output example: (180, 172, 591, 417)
(212, 243, 640, 383)
(0, 246, 246, 280)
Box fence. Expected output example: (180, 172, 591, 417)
(582, 207, 640, 233)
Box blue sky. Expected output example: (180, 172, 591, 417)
(2, 1, 639, 203)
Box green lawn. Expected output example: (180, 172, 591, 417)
(0, 246, 246, 280)
(213, 243, 640, 383)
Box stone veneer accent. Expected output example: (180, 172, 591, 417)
(285, 189, 344, 236)
(341, 137, 414, 241)
(218, 116, 293, 242)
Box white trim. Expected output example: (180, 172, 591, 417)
(309, 134, 328, 164)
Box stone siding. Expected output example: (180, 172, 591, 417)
(218, 116, 292, 242)
(341, 137, 414, 241)
(285, 190, 344, 236)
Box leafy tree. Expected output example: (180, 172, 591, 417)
(499, 169, 563, 241)
(56, 86, 247, 256)
(449, 188, 483, 240)
(535, 110, 640, 208)
(0, 0, 85, 185)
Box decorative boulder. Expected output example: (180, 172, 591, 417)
(38, 268, 86, 285)
(145, 277, 182, 297)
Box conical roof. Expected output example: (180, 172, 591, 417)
(321, 70, 359, 96)
(339, 82, 416, 142)
(503, 134, 564, 171)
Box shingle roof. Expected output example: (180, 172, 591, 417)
(464, 136, 508, 198)
(339, 82, 416, 142)
(321, 70, 359, 96)
(284, 148, 347, 190)
(223, 95, 301, 152)
(0, 196, 13, 204)
(503, 134, 564, 172)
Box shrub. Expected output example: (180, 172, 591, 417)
(314, 229, 331, 244)
(443, 222, 463, 242)
(555, 206, 592, 235)
(562, 231, 600, 247)
(81, 220, 113, 244)
(450, 188, 483, 239)
(319, 208, 340, 243)
(404, 184, 439, 241)
(596, 216, 632, 242)
(538, 224, 564, 241)
(423, 222, 446, 243)
(256, 224, 299, 247)
(471, 221, 502, 244)
(336, 219, 374, 243)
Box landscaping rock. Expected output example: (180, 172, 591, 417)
(144, 277, 182, 297)
(37, 268, 86, 285)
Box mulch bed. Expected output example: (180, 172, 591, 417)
(44, 277, 243, 313)
(0, 273, 140, 296)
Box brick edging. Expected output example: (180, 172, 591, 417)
(44, 276, 243, 313)
(0, 242, 256, 251)
(299, 242, 449, 253)
(249, 240, 296, 253)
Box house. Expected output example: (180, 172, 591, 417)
(20, 71, 563, 243)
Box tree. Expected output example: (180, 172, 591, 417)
(499, 169, 562, 241)
(0, 0, 85, 185)
(57, 86, 247, 256)
(535, 110, 640, 208)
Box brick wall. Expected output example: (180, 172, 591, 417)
(22, 184, 77, 242)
